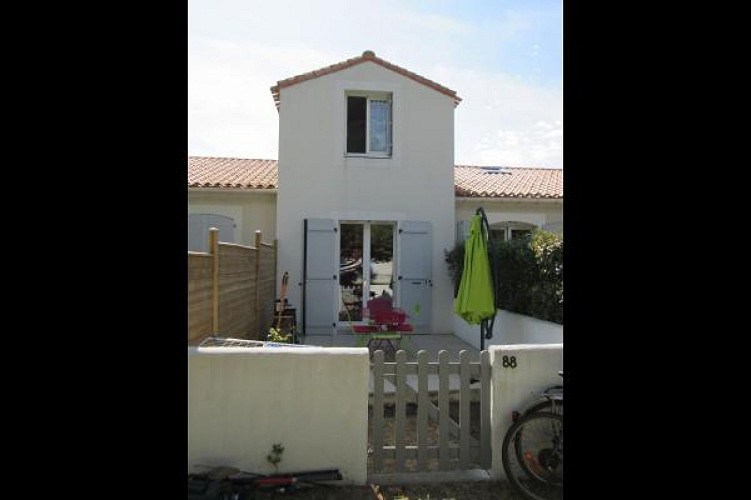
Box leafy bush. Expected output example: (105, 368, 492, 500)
(445, 229, 563, 324)
(267, 327, 292, 343)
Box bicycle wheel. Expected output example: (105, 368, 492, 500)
(523, 398, 563, 417)
(502, 412, 563, 500)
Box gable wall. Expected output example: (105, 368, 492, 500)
(275, 61, 457, 332)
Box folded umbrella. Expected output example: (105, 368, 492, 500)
(454, 214, 495, 325)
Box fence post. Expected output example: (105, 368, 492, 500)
(254, 230, 262, 336)
(438, 350, 450, 470)
(273, 238, 279, 323)
(209, 227, 219, 335)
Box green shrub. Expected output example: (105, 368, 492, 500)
(267, 327, 292, 343)
(445, 229, 563, 324)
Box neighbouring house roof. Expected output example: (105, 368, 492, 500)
(188, 157, 278, 189)
(270, 50, 462, 109)
(454, 166, 563, 199)
(188, 156, 562, 199)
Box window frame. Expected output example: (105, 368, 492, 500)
(345, 91, 393, 158)
(489, 222, 537, 242)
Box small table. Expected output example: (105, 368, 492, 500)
(352, 323, 401, 356)
(367, 331, 403, 356)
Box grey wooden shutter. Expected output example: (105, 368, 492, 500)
(397, 221, 432, 332)
(303, 218, 336, 335)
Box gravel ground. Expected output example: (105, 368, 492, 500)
(251, 480, 528, 499)
(368, 401, 484, 474)
(195, 403, 546, 499)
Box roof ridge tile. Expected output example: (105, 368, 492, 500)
(270, 51, 461, 109)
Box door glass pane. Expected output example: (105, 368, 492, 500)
(369, 100, 389, 153)
(369, 224, 394, 302)
(339, 223, 364, 322)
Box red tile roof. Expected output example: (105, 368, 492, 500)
(188, 156, 562, 199)
(270, 50, 462, 109)
(188, 156, 277, 189)
(454, 165, 563, 199)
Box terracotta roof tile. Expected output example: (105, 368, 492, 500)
(188, 157, 562, 199)
(454, 165, 563, 199)
(270, 50, 461, 109)
(188, 156, 278, 189)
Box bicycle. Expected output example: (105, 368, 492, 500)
(501, 371, 563, 500)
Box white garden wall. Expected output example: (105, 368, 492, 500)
(488, 344, 564, 481)
(453, 309, 563, 349)
(188, 342, 563, 485)
(188, 346, 370, 484)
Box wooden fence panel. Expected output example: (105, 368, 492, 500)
(188, 253, 213, 343)
(218, 243, 256, 339)
(187, 229, 277, 343)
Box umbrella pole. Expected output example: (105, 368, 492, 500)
(480, 320, 485, 351)
(476, 207, 496, 351)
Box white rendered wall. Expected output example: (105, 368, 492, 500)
(276, 61, 456, 333)
(187, 347, 370, 484)
(489, 344, 564, 481)
(455, 199, 563, 237)
(188, 191, 277, 245)
(453, 309, 563, 350)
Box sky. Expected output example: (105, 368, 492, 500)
(188, 0, 562, 168)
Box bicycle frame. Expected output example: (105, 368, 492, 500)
(512, 384, 564, 423)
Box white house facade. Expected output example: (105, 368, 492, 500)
(188, 51, 563, 336)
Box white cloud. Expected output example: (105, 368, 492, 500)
(495, 11, 532, 40)
(188, 40, 344, 159)
(188, 1, 563, 168)
(188, 44, 563, 167)
(535, 120, 553, 130)
(430, 66, 563, 168)
(497, 130, 521, 148)
(540, 129, 563, 140)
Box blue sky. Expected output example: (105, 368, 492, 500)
(189, 0, 562, 168)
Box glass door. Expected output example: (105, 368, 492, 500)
(338, 222, 394, 325)
(369, 223, 394, 304)
(339, 223, 364, 323)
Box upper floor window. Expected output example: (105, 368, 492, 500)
(346, 92, 392, 156)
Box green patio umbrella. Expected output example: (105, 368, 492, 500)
(454, 209, 497, 349)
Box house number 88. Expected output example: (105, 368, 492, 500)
(502, 355, 517, 368)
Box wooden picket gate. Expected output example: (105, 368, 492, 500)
(369, 349, 492, 474)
